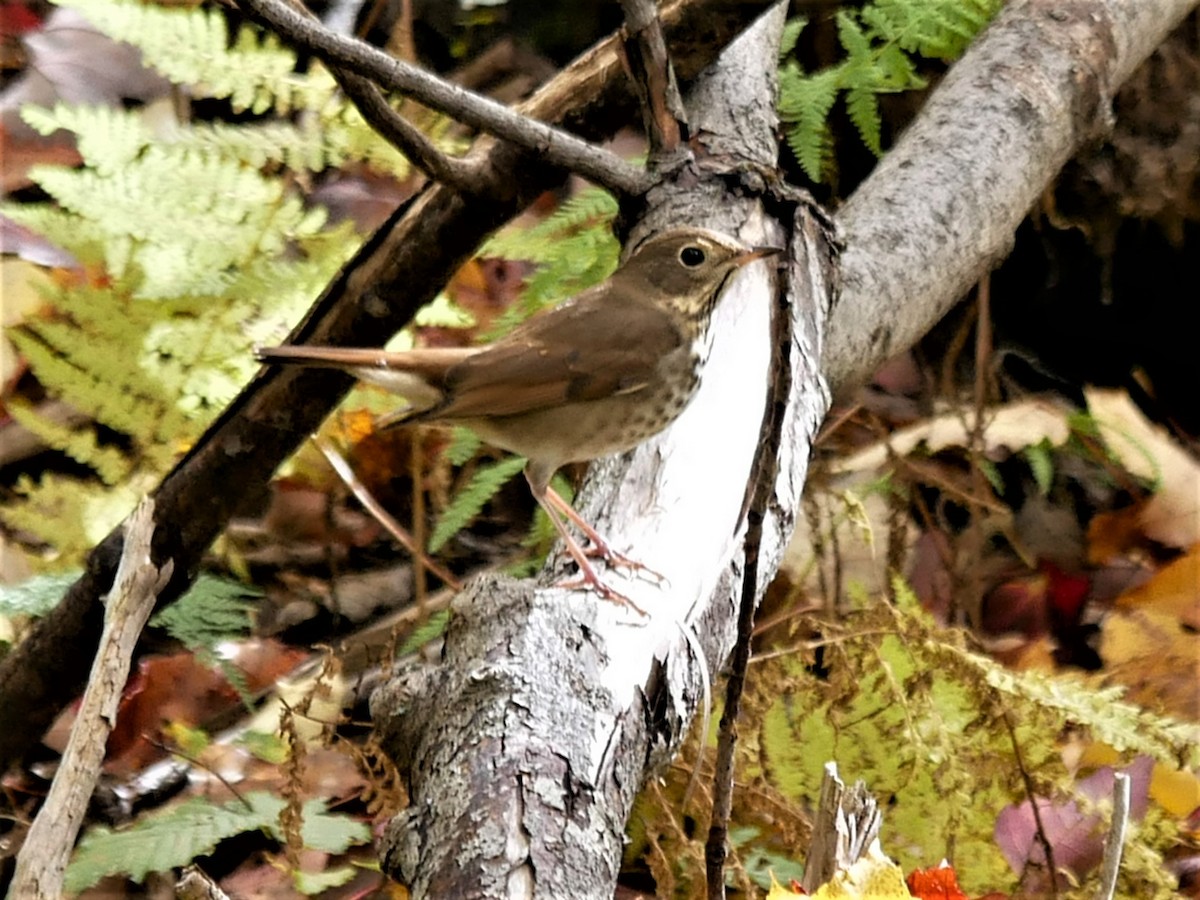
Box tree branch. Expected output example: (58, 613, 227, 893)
(274, 0, 489, 192)
(328, 65, 494, 195)
(369, 7, 834, 894)
(237, 0, 652, 197)
(825, 0, 1200, 395)
(9, 500, 170, 900)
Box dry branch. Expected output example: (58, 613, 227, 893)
(9, 500, 171, 900)
(239, 0, 650, 197)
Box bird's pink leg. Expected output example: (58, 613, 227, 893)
(542, 486, 664, 581)
(524, 474, 647, 614)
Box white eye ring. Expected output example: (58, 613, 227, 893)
(679, 245, 707, 267)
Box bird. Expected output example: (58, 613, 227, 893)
(257, 226, 779, 609)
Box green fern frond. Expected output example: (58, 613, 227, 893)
(23, 150, 326, 299)
(1023, 441, 1055, 495)
(835, 10, 871, 58)
(844, 84, 882, 155)
(5, 401, 132, 485)
(778, 16, 806, 58)
(0, 571, 83, 618)
(484, 187, 619, 263)
(58, 0, 312, 114)
(428, 454, 528, 553)
(444, 427, 483, 466)
(480, 186, 620, 337)
(0, 473, 147, 557)
(21, 103, 148, 174)
(778, 0, 1001, 183)
(64, 793, 370, 893)
(151, 576, 257, 652)
(0, 0, 464, 564)
(49, 0, 440, 176)
(755, 583, 1196, 896)
(7, 324, 186, 454)
(778, 65, 839, 183)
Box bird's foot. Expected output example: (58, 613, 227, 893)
(580, 538, 666, 584)
(557, 570, 648, 617)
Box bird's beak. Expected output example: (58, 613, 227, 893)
(734, 245, 783, 267)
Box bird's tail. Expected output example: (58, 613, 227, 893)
(255, 344, 469, 417)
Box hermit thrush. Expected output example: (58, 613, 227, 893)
(257, 226, 778, 608)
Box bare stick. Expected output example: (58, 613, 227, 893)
(275, 0, 493, 193)
(177, 866, 233, 900)
(238, 0, 651, 197)
(312, 434, 462, 591)
(9, 499, 172, 900)
(1095, 772, 1131, 900)
(802, 763, 882, 894)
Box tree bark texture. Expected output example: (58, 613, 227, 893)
(371, 0, 1200, 894)
(371, 6, 840, 896)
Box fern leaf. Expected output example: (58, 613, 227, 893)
(844, 84, 882, 156)
(7, 326, 179, 442)
(5, 401, 132, 485)
(444, 427, 483, 466)
(484, 186, 618, 263)
(1023, 441, 1055, 495)
(58, 0, 311, 113)
(0, 473, 144, 557)
(779, 65, 839, 183)
(150, 575, 257, 651)
(874, 43, 925, 91)
(777, 0, 1000, 183)
(480, 186, 619, 337)
(21, 103, 148, 175)
(429, 454, 528, 553)
(26, 149, 327, 299)
(778, 16, 806, 59)
(64, 793, 369, 892)
(835, 10, 871, 58)
(0, 571, 82, 618)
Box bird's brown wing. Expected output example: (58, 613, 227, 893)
(426, 293, 685, 420)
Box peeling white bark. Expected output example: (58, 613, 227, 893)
(372, 5, 839, 897)
(371, 0, 1197, 895)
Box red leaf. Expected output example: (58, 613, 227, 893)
(906, 862, 967, 899)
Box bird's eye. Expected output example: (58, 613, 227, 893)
(679, 245, 706, 267)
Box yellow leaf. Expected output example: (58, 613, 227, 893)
(811, 840, 911, 899)
(767, 871, 807, 899)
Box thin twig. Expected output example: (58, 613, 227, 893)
(330, 67, 495, 194)
(141, 736, 253, 811)
(1002, 708, 1059, 898)
(312, 435, 462, 591)
(238, 0, 651, 197)
(281, 0, 493, 192)
(1095, 772, 1131, 900)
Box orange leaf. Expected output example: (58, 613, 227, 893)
(905, 862, 966, 900)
